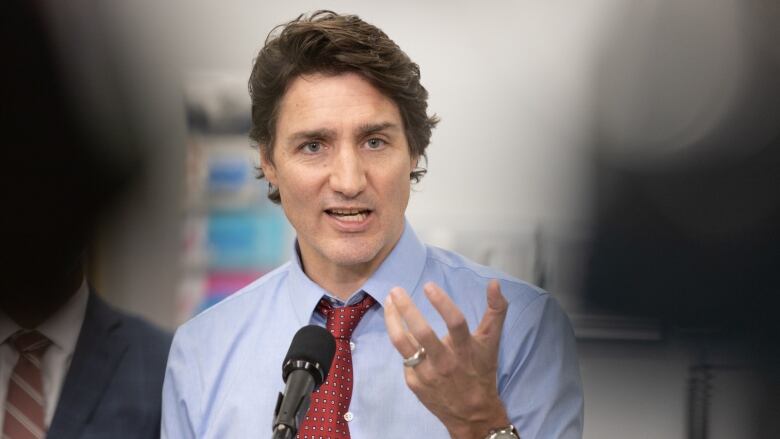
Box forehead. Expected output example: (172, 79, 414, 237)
(275, 72, 403, 137)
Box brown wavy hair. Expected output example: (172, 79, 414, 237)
(248, 10, 439, 203)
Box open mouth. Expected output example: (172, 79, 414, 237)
(325, 208, 372, 222)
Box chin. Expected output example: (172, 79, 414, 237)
(324, 241, 384, 267)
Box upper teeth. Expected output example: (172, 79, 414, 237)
(329, 209, 368, 222)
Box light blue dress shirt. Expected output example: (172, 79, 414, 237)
(162, 221, 583, 438)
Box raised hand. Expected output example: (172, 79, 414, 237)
(384, 280, 512, 439)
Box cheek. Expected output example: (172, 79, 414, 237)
(279, 190, 314, 232)
(277, 172, 320, 214)
(279, 180, 307, 206)
(399, 181, 412, 208)
(384, 168, 412, 209)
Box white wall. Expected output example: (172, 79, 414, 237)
(578, 340, 690, 439)
(122, 0, 617, 229)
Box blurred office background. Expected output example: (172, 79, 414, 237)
(15, 0, 779, 438)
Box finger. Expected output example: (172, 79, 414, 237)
(402, 365, 423, 395)
(389, 287, 447, 359)
(404, 332, 422, 351)
(475, 280, 509, 341)
(384, 292, 419, 359)
(423, 282, 471, 348)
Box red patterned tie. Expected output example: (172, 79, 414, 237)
(3, 330, 51, 439)
(297, 294, 376, 439)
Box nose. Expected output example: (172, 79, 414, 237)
(329, 145, 367, 198)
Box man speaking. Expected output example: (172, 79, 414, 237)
(162, 11, 583, 439)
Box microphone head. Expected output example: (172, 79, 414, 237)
(282, 325, 336, 386)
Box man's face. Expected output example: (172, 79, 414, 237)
(261, 72, 416, 278)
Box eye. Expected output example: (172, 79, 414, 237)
(365, 138, 386, 150)
(300, 142, 322, 153)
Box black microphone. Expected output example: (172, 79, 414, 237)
(272, 325, 336, 439)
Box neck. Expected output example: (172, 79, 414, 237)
(297, 226, 405, 301)
(302, 260, 374, 301)
(298, 241, 399, 301)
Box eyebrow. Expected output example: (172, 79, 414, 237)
(355, 122, 401, 139)
(285, 122, 401, 145)
(286, 128, 337, 144)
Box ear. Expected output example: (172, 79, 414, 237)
(410, 155, 419, 173)
(259, 146, 278, 185)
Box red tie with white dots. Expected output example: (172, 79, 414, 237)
(297, 294, 376, 439)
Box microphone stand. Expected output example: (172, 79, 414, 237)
(271, 362, 320, 439)
(272, 424, 295, 439)
(270, 327, 334, 439)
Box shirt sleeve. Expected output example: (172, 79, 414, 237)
(161, 328, 201, 439)
(498, 293, 584, 439)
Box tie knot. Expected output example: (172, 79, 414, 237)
(317, 294, 376, 340)
(9, 330, 51, 355)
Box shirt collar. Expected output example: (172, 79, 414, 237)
(0, 279, 88, 353)
(37, 279, 89, 353)
(362, 220, 427, 306)
(287, 219, 427, 325)
(0, 312, 17, 346)
(287, 249, 333, 327)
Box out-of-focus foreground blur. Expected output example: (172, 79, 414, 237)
(3, 1, 777, 438)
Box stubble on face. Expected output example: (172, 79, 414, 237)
(261, 72, 416, 297)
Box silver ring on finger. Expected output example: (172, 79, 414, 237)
(402, 346, 426, 367)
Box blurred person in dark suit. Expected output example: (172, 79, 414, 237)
(0, 1, 171, 438)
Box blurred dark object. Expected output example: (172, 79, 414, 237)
(584, 138, 780, 335)
(582, 0, 780, 342)
(0, 5, 171, 438)
(0, 0, 143, 316)
(583, 4, 780, 436)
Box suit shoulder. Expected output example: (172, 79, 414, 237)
(115, 310, 173, 349)
(94, 300, 173, 367)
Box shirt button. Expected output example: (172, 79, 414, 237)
(343, 412, 354, 422)
(349, 341, 356, 351)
